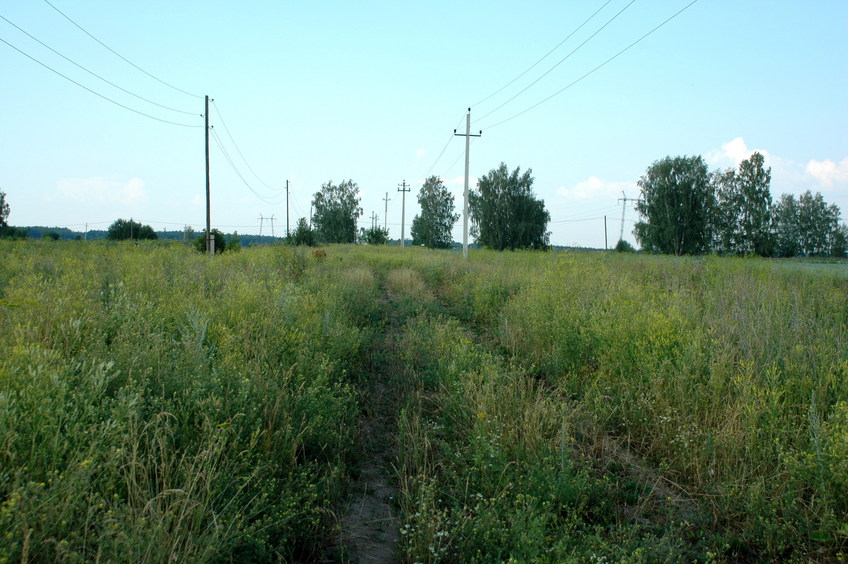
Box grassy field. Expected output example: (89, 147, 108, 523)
(1, 240, 846, 562)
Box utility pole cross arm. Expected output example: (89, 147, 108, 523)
(398, 180, 410, 247)
(453, 108, 482, 259)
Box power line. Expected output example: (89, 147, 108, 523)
(42, 0, 202, 99)
(0, 14, 198, 116)
(550, 216, 609, 224)
(211, 100, 281, 191)
(0, 36, 202, 128)
(420, 111, 468, 180)
(441, 149, 466, 178)
(472, 0, 614, 108)
(210, 127, 285, 205)
(441, 135, 481, 178)
(482, 0, 700, 130)
(476, 0, 636, 124)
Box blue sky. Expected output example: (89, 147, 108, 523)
(2, 1, 846, 248)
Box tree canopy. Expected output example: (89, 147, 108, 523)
(634, 155, 714, 255)
(0, 190, 26, 238)
(468, 163, 550, 251)
(193, 229, 227, 253)
(359, 225, 389, 245)
(0, 190, 9, 228)
(411, 176, 458, 249)
(289, 217, 316, 246)
(107, 218, 157, 241)
(311, 180, 362, 244)
(773, 191, 846, 257)
(632, 153, 847, 257)
(714, 152, 773, 255)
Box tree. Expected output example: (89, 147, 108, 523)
(468, 163, 550, 250)
(107, 218, 157, 241)
(773, 193, 801, 257)
(411, 176, 459, 249)
(634, 155, 714, 255)
(832, 223, 848, 258)
(226, 231, 241, 252)
(194, 229, 226, 253)
(289, 217, 316, 246)
(0, 189, 26, 238)
(772, 190, 845, 257)
(713, 152, 773, 256)
(797, 191, 840, 256)
(614, 239, 636, 253)
(311, 180, 362, 244)
(0, 190, 9, 229)
(359, 226, 389, 245)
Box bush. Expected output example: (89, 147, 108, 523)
(193, 229, 226, 253)
(614, 238, 636, 252)
(107, 218, 157, 240)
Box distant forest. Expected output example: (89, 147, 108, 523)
(20, 226, 283, 247)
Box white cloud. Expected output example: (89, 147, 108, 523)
(707, 137, 771, 167)
(708, 138, 848, 196)
(805, 157, 848, 188)
(558, 176, 636, 200)
(56, 177, 146, 205)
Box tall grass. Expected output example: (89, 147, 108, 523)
(0, 240, 378, 561)
(3, 240, 846, 560)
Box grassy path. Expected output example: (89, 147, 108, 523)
(340, 284, 403, 562)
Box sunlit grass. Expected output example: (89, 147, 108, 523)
(2, 240, 846, 561)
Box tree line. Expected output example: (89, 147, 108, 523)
(305, 163, 550, 250)
(634, 153, 847, 257)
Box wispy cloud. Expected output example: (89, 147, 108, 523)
(56, 177, 145, 204)
(708, 137, 848, 195)
(805, 157, 848, 188)
(557, 176, 636, 200)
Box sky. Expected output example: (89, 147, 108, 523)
(1, 1, 846, 249)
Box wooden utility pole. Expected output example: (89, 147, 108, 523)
(604, 215, 608, 250)
(454, 108, 482, 259)
(398, 180, 410, 247)
(382, 192, 391, 230)
(205, 95, 213, 254)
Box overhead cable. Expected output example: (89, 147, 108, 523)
(476, 0, 637, 124)
(42, 0, 202, 99)
(422, 111, 468, 180)
(210, 128, 285, 205)
(482, 0, 700, 130)
(0, 14, 197, 116)
(0, 36, 202, 127)
(211, 100, 281, 192)
(472, 0, 614, 108)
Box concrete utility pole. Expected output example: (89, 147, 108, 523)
(454, 108, 482, 259)
(604, 215, 608, 250)
(269, 214, 275, 238)
(398, 180, 410, 247)
(382, 192, 391, 230)
(205, 95, 214, 254)
(285, 180, 290, 238)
